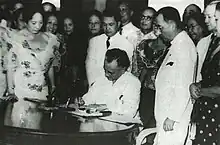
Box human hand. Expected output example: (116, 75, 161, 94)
(6, 94, 18, 102)
(75, 97, 85, 107)
(68, 103, 78, 108)
(163, 117, 175, 132)
(189, 83, 201, 102)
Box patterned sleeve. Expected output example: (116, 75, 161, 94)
(7, 48, 18, 72)
(51, 35, 61, 72)
(6, 48, 18, 93)
(0, 27, 15, 71)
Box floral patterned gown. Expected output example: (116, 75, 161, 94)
(3, 28, 60, 129)
(0, 28, 12, 98)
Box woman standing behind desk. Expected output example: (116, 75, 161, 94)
(3, 5, 60, 129)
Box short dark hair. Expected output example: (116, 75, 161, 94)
(118, 0, 133, 10)
(22, 5, 44, 23)
(42, 2, 56, 13)
(105, 48, 130, 70)
(186, 4, 201, 13)
(186, 13, 208, 36)
(102, 9, 120, 22)
(62, 14, 75, 24)
(140, 6, 157, 21)
(157, 6, 183, 29)
(87, 9, 102, 23)
(216, 2, 220, 11)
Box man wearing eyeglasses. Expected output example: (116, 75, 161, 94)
(139, 7, 157, 39)
(154, 6, 197, 145)
(131, 7, 157, 77)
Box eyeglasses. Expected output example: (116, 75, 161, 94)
(186, 24, 199, 30)
(140, 15, 153, 21)
(89, 22, 101, 26)
(153, 23, 163, 31)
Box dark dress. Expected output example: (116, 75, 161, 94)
(193, 38, 220, 145)
(138, 37, 167, 128)
(57, 31, 87, 104)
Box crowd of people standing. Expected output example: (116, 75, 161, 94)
(0, 0, 219, 145)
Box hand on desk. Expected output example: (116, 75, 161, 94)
(2, 94, 19, 103)
(66, 97, 85, 108)
(74, 97, 85, 106)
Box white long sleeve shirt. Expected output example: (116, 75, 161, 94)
(120, 22, 139, 46)
(155, 31, 197, 124)
(85, 33, 134, 86)
(83, 72, 141, 118)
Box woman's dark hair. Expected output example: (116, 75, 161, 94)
(43, 11, 60, 32)
(105, 48, 130, 70)
(60, 14, 76, 35)
(11, 8, 24, 29)
(62, 14, 75, 25)
(87, 10, 102, 23)
(22, 5, 45, 23)
(186, 13, 209, 37)
(13, 7, 24, 21)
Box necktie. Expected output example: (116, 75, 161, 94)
(106, 37, 110, 49)
(119, 27, 123, 35)
(202, 35, 220, 70)
(193, 52, 199, 83)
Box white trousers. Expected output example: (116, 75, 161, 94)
(154, 120, 189, 145)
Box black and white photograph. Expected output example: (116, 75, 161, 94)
(0, 0, 219, 145)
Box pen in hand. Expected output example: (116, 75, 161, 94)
(65, 98, 71, 108)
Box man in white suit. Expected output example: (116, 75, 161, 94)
(117, 1, 139, 45)
(86, 9, 134, 86)
(154, 7, 197, 145)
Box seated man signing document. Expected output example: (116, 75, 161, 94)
(82, 48, 141, 119)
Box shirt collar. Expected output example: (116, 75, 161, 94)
(170, 31, 185, 45)
(142, 31, 157, 40)
(122, 22, 133, 30)
(112, 71, 129, 85)
(106, 32, 120, 42)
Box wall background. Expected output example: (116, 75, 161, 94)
(149, 0, 204, 20)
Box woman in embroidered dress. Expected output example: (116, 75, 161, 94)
(0, 15, 11, 101)
(3, 5, 59, 129)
